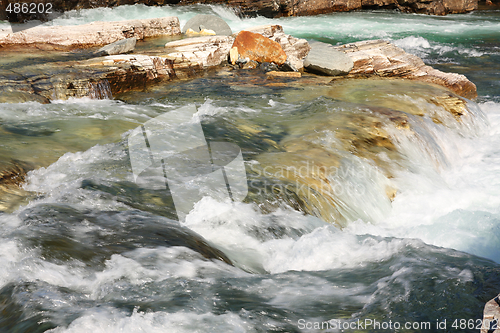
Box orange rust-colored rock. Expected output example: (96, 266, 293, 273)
(232, 30, 287, 65)
(266, 71, 302, 78)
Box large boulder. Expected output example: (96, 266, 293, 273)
(243, 25, 310, 71)
(182, 14, 232, 36)
(336, 39, 477, 99)
(304, 41, 353, 76)
(232, 30, 287, 65)
(0, 17, 180, 49)
(95, 37, 136, 56)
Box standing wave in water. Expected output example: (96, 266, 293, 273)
(1, 5, 500, 333)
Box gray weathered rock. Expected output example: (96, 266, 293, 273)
(95, 37, 137, 56)
(182, 14, 232, 36)
(0, 17, 180, 49)
(304, 41, 353, 76)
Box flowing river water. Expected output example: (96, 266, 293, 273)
(1, 5, 500, 332)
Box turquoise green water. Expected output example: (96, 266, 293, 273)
(0, 6, 500, 333)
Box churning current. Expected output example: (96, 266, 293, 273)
(0, 5, 500, 333)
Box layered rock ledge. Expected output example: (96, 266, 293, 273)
(0, 20, 477, 103)
(335, 39, 477, 99)
(0, 17, 180, 49)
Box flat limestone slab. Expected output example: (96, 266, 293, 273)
(304, 41, 354, 76)
(95, 37, 137, 56)
(0, 17, 180, 48)
(165, 35, 235, 68)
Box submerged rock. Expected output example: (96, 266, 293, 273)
(248, 78, 479, 226)
(0, 160, 28, 189)
(182, 14, 233, 36)
(94, 37, 137, 56)
(232, 30, 287, 66)
(18, 204, 233, 265)
(304, 41, 354, 76)
(0, 160, 33, 212)
(0, 90, 49, 104)
(0, 17, 180, 49)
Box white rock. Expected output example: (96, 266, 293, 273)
(165, 35, 235, 68)
(304, 41, 354, 76)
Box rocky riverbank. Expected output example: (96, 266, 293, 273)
(0, 0, 482, 23)
(0, 16, 477, 104)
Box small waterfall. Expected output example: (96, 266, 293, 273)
(88, 80, 112, 99)
(244, 80, 485, 228)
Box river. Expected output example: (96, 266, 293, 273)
(0, 4, 499, 332)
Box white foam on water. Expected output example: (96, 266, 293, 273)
(184, 198, 417, 274)
(22, 143, 131, 210)
(346, 102, 500, 263)
(0, 239, 22, 286)
(262, 227, 408, 274)
(0, 241, 240, 300)
(48, 308, 250, 333)
(0, 98, 156, 124)
(393, 35, 485, 61)
(185, 198, 324, 273)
